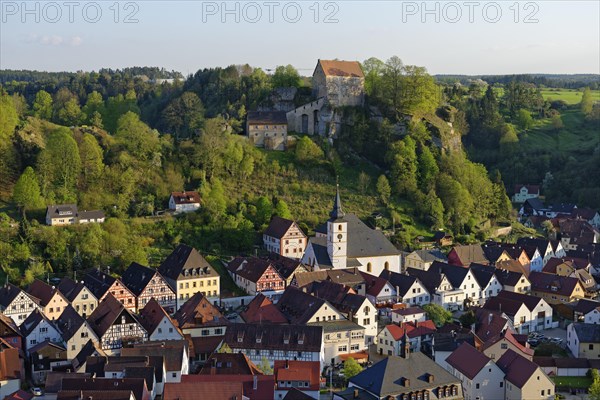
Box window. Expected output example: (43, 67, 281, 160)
(590, 344, 594, 350)
(500, 382, 503, 387)
(172, 373, 177, 378)
(476, 383, 480, 389)
(501, 343, 508, 349)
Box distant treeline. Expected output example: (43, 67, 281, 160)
(0, 67, 183, 84)
(436, 74, 600, 90)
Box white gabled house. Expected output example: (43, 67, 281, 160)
(19, 309, 64, 354)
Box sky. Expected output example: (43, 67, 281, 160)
(1, 0, 599, 75)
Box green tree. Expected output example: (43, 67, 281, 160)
(82, 91, 105, 121)
(0, 91, 18, 141)
(255, 196, 273, 228)
(273, 199, 292, 220)
(386, 136, 417, 195)
(516, 109, 533, 131)
(161, 91, 205, 139)
(342, 357, 362, 380)
(436, 174, 473, 232)
(115, 111, 161, 161)
(32, 90, 53, 120)
(295, 136, 324, 162)
(399, 65, 439, 114)
(201, 178, 227, 221)
(589, 368, 600, 400)
(272, 65, 301, 88)
(358, 171, 371, 194)
(79, 133, 104, 185)
(13, 167, 44, 212)
(551, 114, 564, 131)
(197, 117, 227, 179)
(422, 303, 453, 327)
(258, 357, 273, 375)
(417, 146, 439, 192)
(37, 128, 82, 201)
(376, 175, 391, 205)
(581, 87, 594, 116)
(459, 310, 477, 328)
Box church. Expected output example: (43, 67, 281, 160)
(302, 188, 401, 276)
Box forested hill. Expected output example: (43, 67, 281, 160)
(435, 74, 600, 89)
(8, 57, 596, 285)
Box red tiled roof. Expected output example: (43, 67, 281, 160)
(385, 320, 436, 341)
(163, 381, 243, 400)
(170, 191, 200, 205)
(318, 60, 364, 78)
(274, 361, 320, 390)
(177, 374, 275, 400)
(240, 293, 288, 324)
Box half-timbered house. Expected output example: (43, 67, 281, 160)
(121, 262, 176, 313)
(83, 269, 136, 311)
(87, 295, 147, 355)
(0, 283, 41, 324)
(227, 257, 286, 295)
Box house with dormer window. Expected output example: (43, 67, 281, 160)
(158, 244, 220, 309)
(222, 323, 323, 368)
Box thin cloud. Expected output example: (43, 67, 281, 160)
(24, 34, 83, 47)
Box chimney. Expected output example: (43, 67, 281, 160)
(285, 360, 289, 369)
(353, 389, 359, 398)
(404, 378, 410, 387)
(428, 374, 434, 383)
(488, 313, 493, 325)
(253, 375, 258, 390)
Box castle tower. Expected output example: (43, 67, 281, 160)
(327, 185, 347, 269)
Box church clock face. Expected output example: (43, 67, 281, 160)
(337, 233, 343, 240)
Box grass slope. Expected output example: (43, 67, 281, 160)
(541, 88, 600, 105)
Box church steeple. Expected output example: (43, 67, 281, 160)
(402, 329, 410, 359)
(330, 184, 345, 220)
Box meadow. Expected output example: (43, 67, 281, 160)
(541, 88, 600, 104)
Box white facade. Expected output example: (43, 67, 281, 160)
(321, 325, 366, 366)
(24, 318, 63, 352)
(584, 308, 600, 324)
(512, 186, 539, 203)
(528, 249, 543, 272)
(377, 327, 423, 355)
(391, 309, 427, 325)
(400, 279, 430, 306)
(478, 275, 503, 306)
(169, 196, 200, 214)
(148, 315, 184, 342)
(1, 290, 41, 324)
(447, 360, 505, 400)
(350, 298, 377, 345)
(366, 281, 396, 305)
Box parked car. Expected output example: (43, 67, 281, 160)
(32, 388, 43, 396)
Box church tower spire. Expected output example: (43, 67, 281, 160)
(330, 184, 345, 220)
